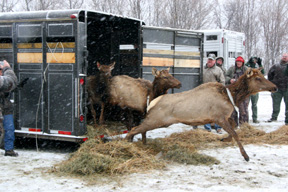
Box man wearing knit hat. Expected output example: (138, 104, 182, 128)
(225, 56, 249, 126)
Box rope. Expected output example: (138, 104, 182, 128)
(34, 42, 64, 152)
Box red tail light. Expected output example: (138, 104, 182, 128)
(80, 115, 84, 122)
(70, 14, 77, 19)
(80, 78, 84, 85)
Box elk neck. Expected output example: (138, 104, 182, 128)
(227, 77, 252, 107)
(151, 78, 169, 100)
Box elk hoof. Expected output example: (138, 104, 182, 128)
(244, 156, 250, 162)
(221, 137, 232, 142)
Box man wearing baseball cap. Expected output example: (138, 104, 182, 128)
(203, 53, 225, 133)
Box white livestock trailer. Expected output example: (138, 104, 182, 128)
(200, 29, 245, 70)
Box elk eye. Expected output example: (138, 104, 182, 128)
(256, 77, 261, 81)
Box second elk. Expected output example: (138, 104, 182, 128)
(87, 62, 182, 130)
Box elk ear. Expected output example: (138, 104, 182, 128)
(152, 67, 160, 77)
(110, 62, 116, 70)
(166, 67, 170, 72)
(246, 67, 254, 78)
(258, 67, 263, 71)
(97, 62, 101, 69)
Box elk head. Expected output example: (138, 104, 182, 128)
(246, 68, 277, 94)
(152, 67, 182, 89)
(97, 62, 115, 77)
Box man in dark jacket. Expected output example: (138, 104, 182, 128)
(245, 57, 265, 123)
(267, 53, 288, 125)
(0, 60, 18, 156)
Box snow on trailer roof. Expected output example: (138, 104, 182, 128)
(0, 9, 143, 23)
(144, 25, 203, 36)
(196, 29, 245, 35)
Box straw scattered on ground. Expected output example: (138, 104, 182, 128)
(53, 123, 288, 183)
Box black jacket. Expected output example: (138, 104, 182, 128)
(268, 61, 288, 91)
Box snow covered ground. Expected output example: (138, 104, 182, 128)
(1, 91, 288, 192)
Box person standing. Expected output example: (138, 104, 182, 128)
(203, 54, 225, 133)
(245, 57, 265, 123)
(267, 53, 288, 125)
(216, 56, 226, 75)
(226, 56, 249, 125)
(0, 60, 18, 156)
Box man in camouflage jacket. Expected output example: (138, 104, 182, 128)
(226, 56, 249, 125)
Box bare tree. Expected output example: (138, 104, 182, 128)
(161, 0, 212, 30)
(89, 0, 127, 15)
(64, 0, 85, 9)
(22, 0, 33, 11)
(0, 0, 18, 12)
(212, 0, 224, 29)
(20, 0, 61, 11)
(259, 0, 288, 68)
(218, 0, 261, 59)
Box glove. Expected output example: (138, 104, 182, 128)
(257, 57, 262, 66)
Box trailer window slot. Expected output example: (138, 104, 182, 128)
(18, 24, 42, 37)
(48, 23, 74, 37)
(0, 25, 12, 37)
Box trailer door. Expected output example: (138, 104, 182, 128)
(15, 21, 77, 135)
(174, 32, 203, 92)
(15, 23, 45, 132)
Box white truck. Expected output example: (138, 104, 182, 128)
(200, 29, 245, 70)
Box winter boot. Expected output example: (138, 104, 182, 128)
(4, 150, 18, 157)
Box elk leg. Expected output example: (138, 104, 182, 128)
(228, 117, 237, 129)
(126, 122, 155, 143)
(219, 120, 249, 161)
(99, 102, 105, 125)
(90, 98, 98, 127)
(220, 117, 237, 142)
(221, 135, 232, 142)
(142, 132, 147, 144)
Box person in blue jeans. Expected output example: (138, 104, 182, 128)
(203, 54, 225, 134)
(0, 60, 18, 156)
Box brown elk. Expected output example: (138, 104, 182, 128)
(87, 62, 182, 129)
(125, 68, 277, 161)
(87, 62, 115, 125)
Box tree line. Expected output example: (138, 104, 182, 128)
(1, 0, 287, 71)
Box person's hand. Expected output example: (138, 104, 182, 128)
(230, 79, 236, 84)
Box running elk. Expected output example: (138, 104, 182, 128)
(125, 68, 277, 161)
